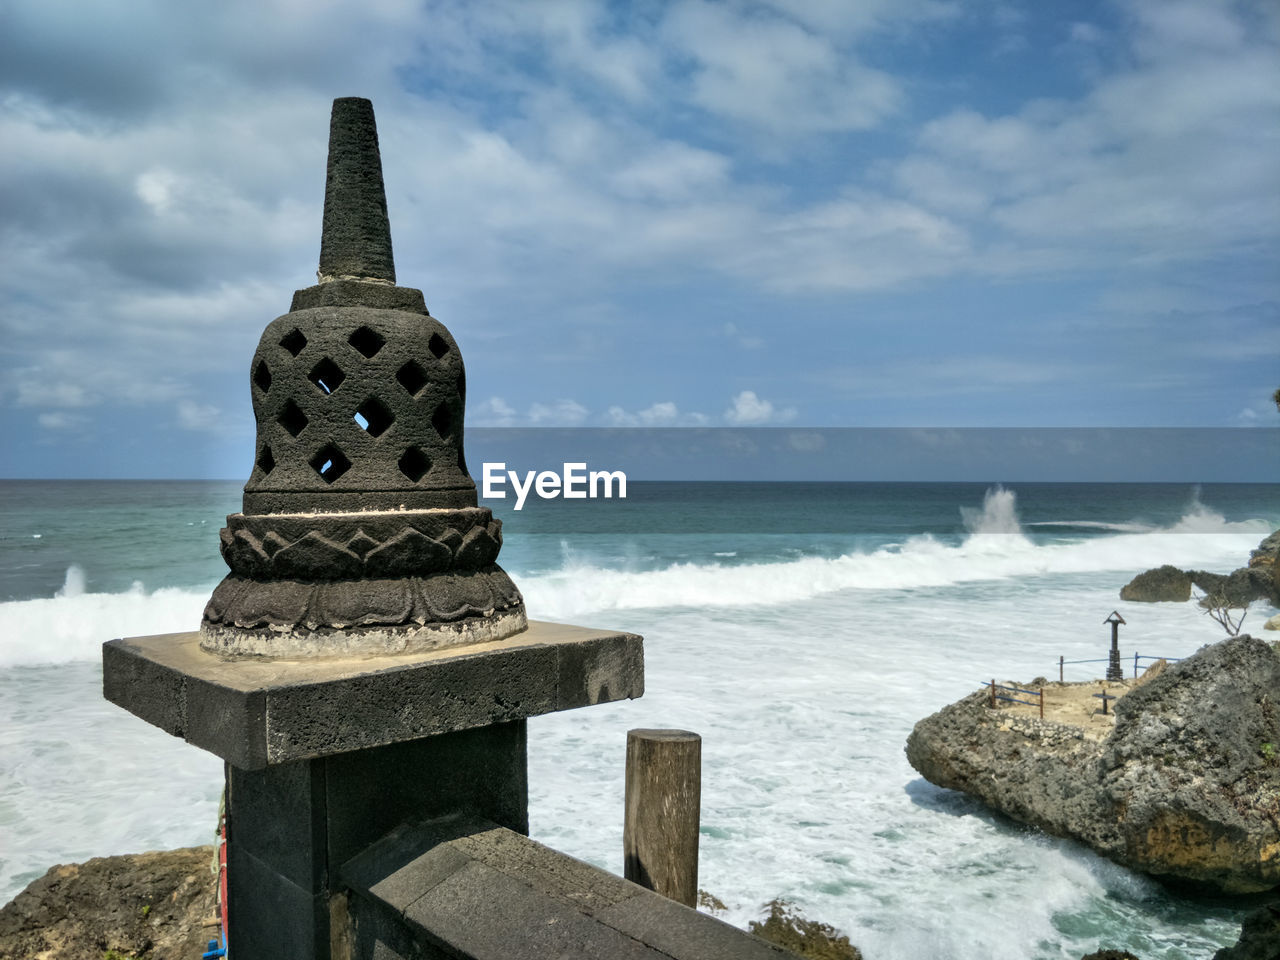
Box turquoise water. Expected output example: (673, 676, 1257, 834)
(1, 479, 1276, 958)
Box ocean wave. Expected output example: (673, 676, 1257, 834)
(0, 580, 211, 668)
(1026, 520, 1155, 534)
(1, 489, 1270, 666)
(519, 490, 1271, 619)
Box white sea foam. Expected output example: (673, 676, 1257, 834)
(0, 576, 211, 667)
(2, 491, 1269, 667)
(54, 564, 85, 599)
(1027, 520, 1155, 533)
(520, 496, 1268, 621)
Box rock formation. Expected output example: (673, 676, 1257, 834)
(1119, 564, 1191, 602)
(1211, 898, 1280, 960)
(0, 847, 216, 960)
(906, 634, 1280, 894)
(1121, 532, 1280, 607)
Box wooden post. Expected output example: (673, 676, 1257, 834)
(1059, 655, 1064, 683)
(624, 729, 701, 907)
(1039, 687, 1044, 719)
(1133, 651, 1139, 678)
(989, 679, 996, 708)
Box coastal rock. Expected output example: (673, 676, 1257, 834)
(1266, 615, 1280, 632)
(906, 634, 1280, 894)
(1211, 899, 1280, 960)
(1119, 565, 1192, 602)
(1190, 568, 1277, 608)
(1250, 530, 1280, 567)
(0, 847, 216, 960)
(1124, 532, 1280, 607)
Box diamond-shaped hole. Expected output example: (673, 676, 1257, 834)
(256, 445, 275, 475)
(253, 360, 272, 394)
(428, 332, 449, 359)
(353, 397, 395, 438)
(396, 360, 428, 396)
(399, 446, 430, 482)
(431, 403, 453, 440)
(310, 444, 351, 484)
(308, 357, 346, 395)
(280, 328, 307, 356)
(348, 325, 385, 359)
(277, 399, 308, 437)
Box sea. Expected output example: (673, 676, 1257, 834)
(1, 479, 1277, 960)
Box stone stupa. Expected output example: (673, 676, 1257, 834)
(200, 97, 526, 658)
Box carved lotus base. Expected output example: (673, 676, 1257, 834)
(200, 565, 526, 659)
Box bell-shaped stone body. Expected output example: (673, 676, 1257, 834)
(200, 98, 526, 658)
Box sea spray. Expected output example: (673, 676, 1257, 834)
(53, 565, 85, 599)
(0, 574, 212, 668)
(519, 492, 1265, 621)
(960, 484, 1027, 537)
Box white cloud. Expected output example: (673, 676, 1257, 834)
(722, 322, 764, 350)
(724, 390, 796, 424)
(37, 412, 88, 430)
(135, 167, 178, 214)
(177, 399, 222, 431)
(662, 0, 903, 136)
(527, 398, 589, 425)
(471, 396, 519, 426)
(606, 401, 709, 426)
(15, 377, 92, 408)
(894, 5, 1280, 270)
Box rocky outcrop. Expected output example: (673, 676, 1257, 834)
(1120, 565, 1192, 602)
(1251, 531, 1280, 569)
(1188, 568, 1278, 608)
(1212, 899, 1280, 960)
(0, 847, 217, 960)
(906, 634, 1280, 894)
(1121, 532, 1280, 607)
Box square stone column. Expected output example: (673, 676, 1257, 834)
(103, 621, 643, 960)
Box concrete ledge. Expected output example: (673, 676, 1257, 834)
(341, 815, 798, 960)
(103, 620, 643, 769)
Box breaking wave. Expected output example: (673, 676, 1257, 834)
(519, 489, 1269, 620)
(0, 488, 1270, 666)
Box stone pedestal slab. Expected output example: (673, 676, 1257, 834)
(103, 620, 643, 960)
(103, 620, 643, 769)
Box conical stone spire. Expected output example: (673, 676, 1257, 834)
(200, 98, 526, 659)
(319, 97, 396, 284)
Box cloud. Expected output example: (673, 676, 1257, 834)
(177, 400, 223, 431)
(893, 3, 1280, 271)
(1, 0, 1275, 474)
(662, 0, 903, 136)
(471, 396, 519, 427)
(606, 401, 709, 426)
(722, 322, 763, 350)
(37, 412, 88, 431)
(15, 375, 92, 409)
(527, 398, 589, 426)
(724, 390, 796, 425)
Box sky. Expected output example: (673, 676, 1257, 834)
(1, 0, 1277, 480)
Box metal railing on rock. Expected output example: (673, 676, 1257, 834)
(1056, 653, 1183, 682)
(986, 679, 1044, 719)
